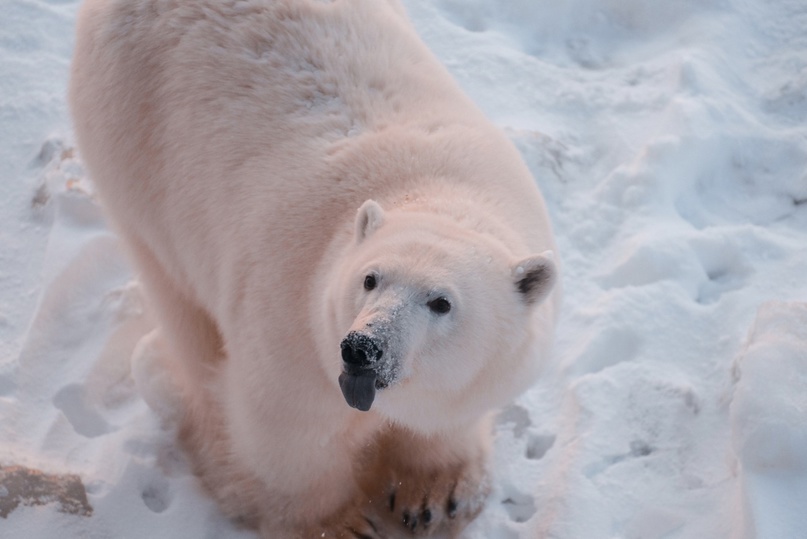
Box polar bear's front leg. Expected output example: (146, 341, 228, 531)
(359, 418, 494, 537)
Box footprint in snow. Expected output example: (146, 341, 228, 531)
(496, 403, 532, 438)
(525, 433, 556, 461)
(53, 383, 111, 438)
(689, 236, 750, 305)
(500, 483, 537, 524)
(141, 474, 172, 514)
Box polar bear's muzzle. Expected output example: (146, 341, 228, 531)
(338, 331, 386, 411)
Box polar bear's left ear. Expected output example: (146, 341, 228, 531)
(355, 199, 385, 244)
(511, 251, 557, 306)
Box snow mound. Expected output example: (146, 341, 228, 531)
(731, 301, 807, 539)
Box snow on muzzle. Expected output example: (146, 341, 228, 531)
(338, 331, 386, 411)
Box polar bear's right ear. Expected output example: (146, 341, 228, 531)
(511, 250, 557, 306)
(355, 199, 385, 244)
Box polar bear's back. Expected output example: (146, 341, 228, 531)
(71, 0, 553, 314)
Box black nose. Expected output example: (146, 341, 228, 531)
(340, 332, 383, 371)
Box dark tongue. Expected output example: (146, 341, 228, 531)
(338, 371, 377, 411)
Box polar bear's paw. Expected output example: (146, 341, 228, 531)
(384, 461, 490, 537)
(358, 430, 492, 538)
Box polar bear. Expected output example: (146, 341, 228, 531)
(70, 0, 560, 537)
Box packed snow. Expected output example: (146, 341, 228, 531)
(2, 0, 806, 538)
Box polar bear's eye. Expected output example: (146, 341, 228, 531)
(364, 274, 377, 291)
(427, 297, 451, 315)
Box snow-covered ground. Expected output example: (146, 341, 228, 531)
(2, 0, 806, 537)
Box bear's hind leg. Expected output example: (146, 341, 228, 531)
(122, 235, 225, 396)
(121, 236, 269, 524)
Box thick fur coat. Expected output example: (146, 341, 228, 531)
(70, 0, 560, 536)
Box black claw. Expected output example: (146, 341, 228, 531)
(422, 508, 432, 525)
(447, 498, 458, 519)
(363, 517, 379, 534)
(389, 491, 396, 512)
(402, 511, 418, 530)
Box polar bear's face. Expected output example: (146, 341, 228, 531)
(325, 200, 556, 428)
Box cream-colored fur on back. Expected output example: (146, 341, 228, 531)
(70, 0, 560, 536)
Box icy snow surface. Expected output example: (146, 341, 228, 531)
(2, 0, 807, 538)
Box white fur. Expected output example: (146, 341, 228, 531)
(70, 0, 560, 536)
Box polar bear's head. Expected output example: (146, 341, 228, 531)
(323, 199, 557, 431)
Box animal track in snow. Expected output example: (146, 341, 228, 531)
(496, 405, 556, 460)
(689, 237, 750, 304)
(583, 440, 655, 479)
(500, 484, 536, 524)
(53, 383, 111, 438)
(525, 433, 556, 461)
(496, 403, 531, 438)
(141, 476, 171, 514)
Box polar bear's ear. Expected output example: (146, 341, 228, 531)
(355, 199, 385, 243)
(511, 251, 557, 306)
